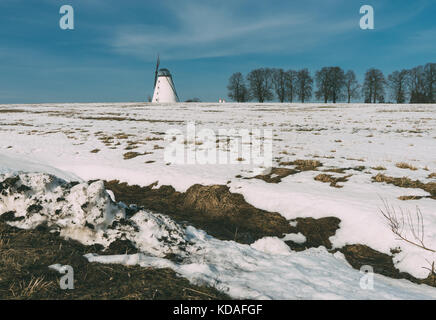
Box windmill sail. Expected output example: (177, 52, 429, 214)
(153, 55, 160, 90)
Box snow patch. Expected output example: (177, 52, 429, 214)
(251, 237, 292, 255)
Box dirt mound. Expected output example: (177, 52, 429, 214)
(0, 221, 229, 300)
(286, 217, 341, 251)
(105, 181, 293, 244)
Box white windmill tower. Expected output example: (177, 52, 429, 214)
(151, 56, 179, 103)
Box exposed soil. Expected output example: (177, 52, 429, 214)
(103, 180, 436, 287)
(123, 152, 143, 160)
(372, 174, 436, 199)
(314, 174, 352, 188)
(253, 159, 323, 184)
(0, 222, 230, 300)
(398, 195, 426, 201)
(338, 244, 436, 287)
(285, 217, 341, 251)
(4, 174, 436, 298)
(323, 166, 366, 174)
(279, 159, 323, 171)
(104, 181, 293, 244)
(253, 167, 299, 183)
(395, 162, 418, 171)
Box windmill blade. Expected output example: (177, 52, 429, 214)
(153, 54, 160, 89)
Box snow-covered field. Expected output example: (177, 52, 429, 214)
(1, 102, 436, 299)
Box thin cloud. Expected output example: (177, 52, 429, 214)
(109, 1, 356, 61)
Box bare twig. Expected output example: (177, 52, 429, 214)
(183, 287, 216, 299)
(379, 198, 435, 253)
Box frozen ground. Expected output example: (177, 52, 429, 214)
(1, 102, 436, 299)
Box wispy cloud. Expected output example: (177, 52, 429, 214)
(109, 0, 356, 61)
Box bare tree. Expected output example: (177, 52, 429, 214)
(424, 63, 436, 103)
(272, 69, 287, 102)
(227, 72, 249, 102)
(285, 70, 297, 102)
(246, 68, 273, 103)
(315, 67, 330, 103)
(315, 67, 346, 103)
(363, 68, 386, 103)
(295, 69, 313, 103)
(344, 70, 360, 103)
(329, 67, 345, 103)
(408, 66, 427, 103)
(387, 70, 409, 103)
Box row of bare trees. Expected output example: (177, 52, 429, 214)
(227, 68, 313, 103)
(227, 63, 435, 103)
(387, 64, 436, 104)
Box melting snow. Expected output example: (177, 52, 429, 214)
(1, 102, 436, 299)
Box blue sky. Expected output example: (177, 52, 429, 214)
(0, 0, 435, 103)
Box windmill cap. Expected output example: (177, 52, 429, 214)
(158, 68, 172, 76)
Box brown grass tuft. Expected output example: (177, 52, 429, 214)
(123, 152, 141, 160)
(373, 174, 436, 198)
(396, 162, 418, 171)
(314, 174, 351, 188)
(279, 159, 322, 171)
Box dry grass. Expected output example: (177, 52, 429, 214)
(0, 222, 229, 300)
(253, 167, 298, 183)
(279, 159, 322, 171)
(372, 166, 387, 171)
(9, 276, 55, 299)
(314, 174, 351, 188)
(428, 173, 436, 179)
(123, 152, 142, 160)
(323, 166, 365, 174)
(373, 174, 436, 198)
(104, 180, 293, 244)
(398, 195, 424, 201)
(144, 137, 164, 141)
(0, 109, 27, 113)
(114, 133, 131, 139)
(396, 162, 418, 171)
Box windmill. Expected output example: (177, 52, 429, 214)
(151, 55, 179, 103)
